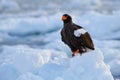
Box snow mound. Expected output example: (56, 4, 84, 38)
(0, 45, 114, 80)
(60, 48, 114, 80)
(0, 0, 20, 12)
(16, 72, 44, 80)
(73, 11, 120, 39)
(0, 13, 62, 34)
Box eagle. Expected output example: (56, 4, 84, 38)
(61, 14, 95, 56)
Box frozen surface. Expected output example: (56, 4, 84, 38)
(0, 46, 114, 80)
(0, 0, 120, 80)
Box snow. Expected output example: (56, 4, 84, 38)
(0, 45, 114, 80)
(16, 72, 44, 80)
(0, 0, 20, 12)
(61, 48, 113, 80)
(74, 28, 87, 37)
(0, 0, 120, 80)
(73, 11, 120, 40)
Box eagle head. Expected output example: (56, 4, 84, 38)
(62, 14, 72, 23)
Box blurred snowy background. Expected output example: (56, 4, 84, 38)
(0, 0, 120, 80)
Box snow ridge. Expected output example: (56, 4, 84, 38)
(0, 45, 114, 80)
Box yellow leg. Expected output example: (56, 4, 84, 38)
(72, 49, 80, 57)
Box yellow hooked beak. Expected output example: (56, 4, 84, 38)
(62, 16, 67, 21)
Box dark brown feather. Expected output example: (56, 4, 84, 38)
(81, 32, 95, 50)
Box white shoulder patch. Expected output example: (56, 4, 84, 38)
(74, 28, 87, 37)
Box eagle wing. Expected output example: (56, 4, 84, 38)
(81, 32, 94, 50)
